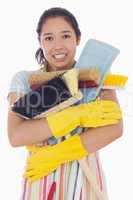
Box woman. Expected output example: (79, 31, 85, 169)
(7, 7, 123, 199)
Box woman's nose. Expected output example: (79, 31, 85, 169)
(53, 38, 64, 50)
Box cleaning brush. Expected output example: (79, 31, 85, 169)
(79, 74, 128, 89)
(103, 74, 128, 89)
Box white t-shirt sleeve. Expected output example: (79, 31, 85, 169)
(7, 70, 30, 98)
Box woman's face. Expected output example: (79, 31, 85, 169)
(40, 17, 80, 71)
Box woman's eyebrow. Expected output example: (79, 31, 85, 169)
(42, 32, 53, 37)
(42, 30, 71, 37)
(61, 30, 72, 34)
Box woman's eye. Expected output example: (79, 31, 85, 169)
(63, 34, 71, 39)
(44, 36, 53, 41)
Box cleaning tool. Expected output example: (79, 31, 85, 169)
(11, 69, 83, 119)
(29, 69, 127, 90)
(102, 74, 128, 89)
(79, 74, 128, 89)
(28, 67, 101, 86)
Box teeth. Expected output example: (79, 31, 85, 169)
(54, 54, 66, 59)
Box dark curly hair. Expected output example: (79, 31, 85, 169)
(35, 7, 81, 67)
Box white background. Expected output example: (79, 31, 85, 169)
(0, 0, 132, 199)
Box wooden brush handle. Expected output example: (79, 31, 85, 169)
(78, 158, 107, 200)
(79, 68, 100, 84)
(29, 70, 66, 85)
(28, 68, 100, 85)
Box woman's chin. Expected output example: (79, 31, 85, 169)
(48, 60, 74, 71)
(51, 64, 70, 71)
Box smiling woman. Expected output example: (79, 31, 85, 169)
(39, 17, 80, 71)
(7, 7, 123, 200)
(35, 7, 81, 72)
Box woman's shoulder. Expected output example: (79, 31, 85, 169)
(9, 69, 41, 94)
(12, 69, 40, 78)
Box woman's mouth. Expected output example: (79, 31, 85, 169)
(53, 53, 67, 61)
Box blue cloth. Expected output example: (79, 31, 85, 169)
(75, 39, 120, 101)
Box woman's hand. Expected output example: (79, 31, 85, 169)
(80, 89, 123, 153)
(23, 135, 88, 183)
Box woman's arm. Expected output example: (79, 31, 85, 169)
(8, 92, 53, 147)
(8, 89, 122, 148)
(80, 89, 123, 153)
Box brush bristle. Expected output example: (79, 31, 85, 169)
(62, 68, 79, 96)
(103, 74, 128, 88)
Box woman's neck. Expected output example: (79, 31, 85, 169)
(47, 61, 76, 72)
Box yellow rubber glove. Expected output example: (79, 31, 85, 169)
(23, 135, 88, 183)
(46, 99, 122, 138)
(79, 100, 122, 127)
